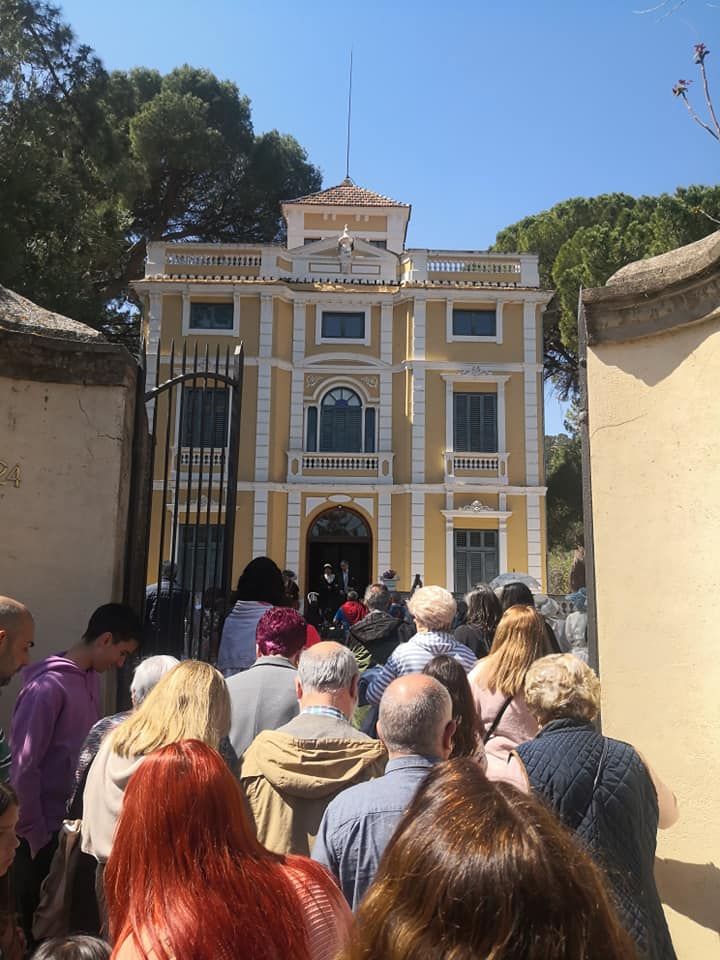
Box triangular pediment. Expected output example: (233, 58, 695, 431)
(287, 236, 396, 261)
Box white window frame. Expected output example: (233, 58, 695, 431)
(315, 305, 371, 346)
(446, 300, 504, 344)
(443, 373, 509, 456)
(303, 388, 379, 453)
(182, 291, 240, 337)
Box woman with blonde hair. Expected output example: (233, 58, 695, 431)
(81, 661, 230, 868)
(517, 654, 678, 959)
(342, 759, 636, 960)
(467, 604, 554, 755)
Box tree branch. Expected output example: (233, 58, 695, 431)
(699, 58, 720, 139)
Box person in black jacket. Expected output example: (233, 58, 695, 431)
(517, 654, 679, 960)
(349, 584, 415, 673)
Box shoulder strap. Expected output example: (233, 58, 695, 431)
(483, 695, 513, 744)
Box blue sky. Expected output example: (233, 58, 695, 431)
(60, 0, 719, 433)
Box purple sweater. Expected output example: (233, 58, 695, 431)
(11, 656, 100, 855)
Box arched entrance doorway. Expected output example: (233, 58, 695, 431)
(306, 506, 372, 600)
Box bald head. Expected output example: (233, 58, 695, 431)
(0, 597, 34, 683)
(378, 674, 454, 759)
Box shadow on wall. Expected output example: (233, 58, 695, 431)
(655, 858, 720, 934)
(608, 315, 718, 389)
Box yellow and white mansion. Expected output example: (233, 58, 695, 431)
(135, 179, 552, 597)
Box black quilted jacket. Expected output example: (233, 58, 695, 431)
(517, 718, 676, 960)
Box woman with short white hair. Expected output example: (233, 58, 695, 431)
(365, 586, 477, 705)
(516, 654, 678, 960)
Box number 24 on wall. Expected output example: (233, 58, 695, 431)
(0, 462, 20, 487)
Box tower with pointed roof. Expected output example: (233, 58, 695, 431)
(135, 178, 552, 598)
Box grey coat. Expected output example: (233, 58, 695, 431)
(226, 656, 300, 758)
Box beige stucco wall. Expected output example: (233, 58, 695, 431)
(587, 319, 720, 958)
(0, 374, 135, 726)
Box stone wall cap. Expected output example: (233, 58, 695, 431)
(584, 230, 720, 304)
(0, 285, 106, 342)
(582, 230, 720, 344)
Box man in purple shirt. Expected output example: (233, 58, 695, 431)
(312, 673, 455, 909)
(11, 603, 141, 942)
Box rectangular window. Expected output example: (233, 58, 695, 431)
(189, 302, 234, 331)
(306, 406, 318, 452)
(178, 524, 225, 594)
(454, 529, 499, 593)
(452, 308, 496, 338)
(453, 393, 498, 452)
(321, 311, 365, 339)
(368, 239, 387, 249)
(180, 388, 229, 448)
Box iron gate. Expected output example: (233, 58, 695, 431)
(128, 340, 244, 661)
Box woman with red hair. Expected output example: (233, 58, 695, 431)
(105, 740, 352, 960)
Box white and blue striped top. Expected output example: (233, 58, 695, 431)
(366, 631, 477, 705)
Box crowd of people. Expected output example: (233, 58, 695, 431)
(0, 561, 678, 958)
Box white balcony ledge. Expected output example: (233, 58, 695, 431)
(444, 451, 509, 484)
(287, 450, 394, 484)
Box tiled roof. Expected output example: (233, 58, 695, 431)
(285, 177, 409, 208)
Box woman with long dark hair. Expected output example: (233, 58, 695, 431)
(106, 740, 352, 960)
(422, 656, 528, 791)
(454, 584, 502, 657)
(217, 557, 287, 676)
(341, 760, 636, 960)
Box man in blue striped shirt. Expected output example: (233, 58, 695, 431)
(0, 597, 35, 782)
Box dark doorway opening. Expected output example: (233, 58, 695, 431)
(306, 506, 372, 600)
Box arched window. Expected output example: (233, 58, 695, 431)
(305, 387, 377, 453)
(320, 387, 362, 452)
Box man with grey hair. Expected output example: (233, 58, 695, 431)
(240, 641, 386, 856)
(348, 583, 415, 674)
(0, 597, 34, 782)
(312, 674, 455, 909)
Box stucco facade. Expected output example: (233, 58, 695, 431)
(134, 179, 551, 597)
(0, 288, 139, 727)
(583, 233, 720, 958)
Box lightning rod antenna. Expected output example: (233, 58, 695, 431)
(345, 49, 353, 180)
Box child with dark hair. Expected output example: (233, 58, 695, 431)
(31, 935, 110, 960)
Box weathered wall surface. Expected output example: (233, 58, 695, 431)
(0, 327, 137, 728)
(584, 235, 720, 958)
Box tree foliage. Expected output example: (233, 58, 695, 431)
(545, 418, 583, 554)
(0, 0, 322, 342)
(493, 187, 720, 398)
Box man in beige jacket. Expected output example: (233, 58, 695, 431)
(240, 641, 386, 855)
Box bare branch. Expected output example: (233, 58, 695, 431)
(698, 57, 720, 137)
(678, 91, 720, 138)
(633, 0, 688, 19)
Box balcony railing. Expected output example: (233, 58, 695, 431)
(287, 450, 394, 484)
(445, 451, 509, 484)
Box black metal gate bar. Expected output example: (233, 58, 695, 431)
(139, 339, 244, 661)
(207, 345, 231, 661)
(222, 345, 244, 612)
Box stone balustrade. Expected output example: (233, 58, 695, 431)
(287, 450, 394, 484)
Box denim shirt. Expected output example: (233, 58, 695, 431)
(311, 755, 438, 910)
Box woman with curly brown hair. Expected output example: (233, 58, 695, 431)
(341, 759, 636, 960)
